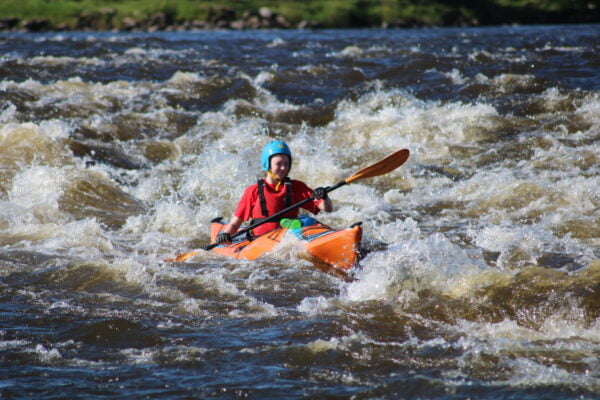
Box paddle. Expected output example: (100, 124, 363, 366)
(166, 148, 410, 262)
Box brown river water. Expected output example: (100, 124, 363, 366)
(0, 26, 599, 398)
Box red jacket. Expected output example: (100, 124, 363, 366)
(234, 179, 321, 236)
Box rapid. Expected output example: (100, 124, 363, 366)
(1, 25, 599, 398)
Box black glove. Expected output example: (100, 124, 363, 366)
(216, 232, 232, 244)
(313, 186, 329, 200)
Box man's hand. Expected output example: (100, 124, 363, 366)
(313, 187, 329, 200)
(216, 232, 232, 244)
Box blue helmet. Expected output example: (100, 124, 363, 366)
(261, 141, 292, 171)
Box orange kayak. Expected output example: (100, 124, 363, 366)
(210, 215, 362, 273)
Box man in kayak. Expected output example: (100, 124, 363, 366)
(215, 140, 332, 244)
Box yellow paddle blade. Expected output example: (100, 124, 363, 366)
(345, 149, 410, 184)
(164, 250, 199, 263)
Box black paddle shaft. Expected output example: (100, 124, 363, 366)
(204, 180, 346, 251)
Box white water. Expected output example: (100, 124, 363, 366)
(1, 28, 599, 398)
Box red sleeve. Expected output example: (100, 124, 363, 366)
(233, 184, 258, 221)
(292, 180, 322, 214)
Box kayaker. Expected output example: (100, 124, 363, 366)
(215, 140, 332, 244)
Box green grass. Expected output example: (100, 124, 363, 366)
(0, 0, 596, 29)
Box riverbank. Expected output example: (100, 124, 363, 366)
(1, 0, 599, 32)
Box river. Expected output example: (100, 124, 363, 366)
(1, 25, 599, 399)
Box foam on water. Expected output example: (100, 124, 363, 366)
(297, 295, 329, 316)
(39, 219, 115, 257)
(331, 88, 500, 159)
(0, 121, 71, 172)
(341, 218, 488, 302)
(452, 316, 600, 391)
(144, 200, 200, 237)
(441, 68, 468, 85)
(30, 55, 104, 66)
(10, 166, 66, 220)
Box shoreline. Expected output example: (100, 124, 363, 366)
(1, 4, 599, 33)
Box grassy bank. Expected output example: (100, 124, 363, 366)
(1, 0, 598, 31)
